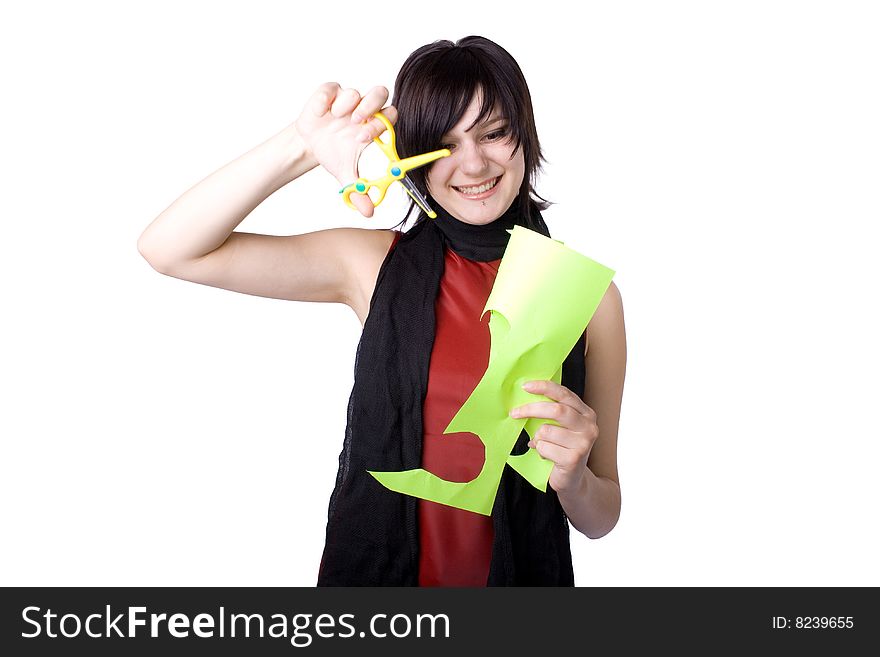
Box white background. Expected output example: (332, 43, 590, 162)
(1, 1, 878, 586)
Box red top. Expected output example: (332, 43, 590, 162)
(385, 230, 499, 586)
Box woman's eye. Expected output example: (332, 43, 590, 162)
(439, 129, 508, 150)
(484, 128, 510, 142)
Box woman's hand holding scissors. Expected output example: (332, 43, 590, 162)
(294, 82, 397, 218)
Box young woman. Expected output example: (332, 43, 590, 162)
(138, 36, 626, 586)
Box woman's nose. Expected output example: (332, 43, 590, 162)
(456, 142, 490, 176)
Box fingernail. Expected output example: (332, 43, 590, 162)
(522, 381, 534, 390)
(509, 409, 519, 418)
(351, 113, 362, 123)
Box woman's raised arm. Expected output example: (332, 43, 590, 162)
(136, 83, 398, 318)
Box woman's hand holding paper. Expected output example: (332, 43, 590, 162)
(510, 379, 599, 495)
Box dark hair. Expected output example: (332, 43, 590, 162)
(391, 35, 552, 229)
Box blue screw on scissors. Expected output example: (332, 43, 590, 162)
(339, 112, 450, 218)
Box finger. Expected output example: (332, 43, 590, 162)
(531, 438, 581, 470)
(351, 191, 375, 218)
(330, 87, 361, 118)
(522, 379, 591, 414)
(350, 86, 390, 123)
(309, 82, 341, 117)
(341, 156, 376, 218)
(529, 424, 585, 451)
(337, 142, 374, 219)
(356, 110, 397, 143)
(382, 105, 398, 125)
(509, 401, 578, 426)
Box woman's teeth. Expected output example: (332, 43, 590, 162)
(455, 177, 499, 195)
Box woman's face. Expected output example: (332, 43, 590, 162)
(426, 93, 525, 225)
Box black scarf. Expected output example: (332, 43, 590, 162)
(317, 197, 585, 586)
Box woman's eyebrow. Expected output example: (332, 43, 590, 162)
(474, 116, 508, 129)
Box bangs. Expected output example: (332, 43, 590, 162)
(394, 46, 524, 161)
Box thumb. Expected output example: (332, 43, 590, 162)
(351, 189, 375, 218)
(341, 147, 376, 218)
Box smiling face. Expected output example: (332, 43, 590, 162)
(426, 92, 525, 226)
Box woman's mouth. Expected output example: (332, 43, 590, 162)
(453, 176, 501, 199)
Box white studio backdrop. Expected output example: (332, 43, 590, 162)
(1, 0, 878, 586)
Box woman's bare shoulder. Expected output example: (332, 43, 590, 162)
(341, 227, 399, 325)
(585, 281, 625, 356)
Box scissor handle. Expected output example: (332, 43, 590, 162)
(370, 111, 399, 162)
(339, 112, 397, 212)
(339, 112, 452, 214)
(340, 176, 392, 211)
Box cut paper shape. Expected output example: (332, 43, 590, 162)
(369, 226, 615, 515)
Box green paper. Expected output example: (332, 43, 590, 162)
(369, 226, 615, 515)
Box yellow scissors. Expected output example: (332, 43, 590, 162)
(340, 112, 450, 218)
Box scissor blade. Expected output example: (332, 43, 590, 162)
(400, 176, 438, 218)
